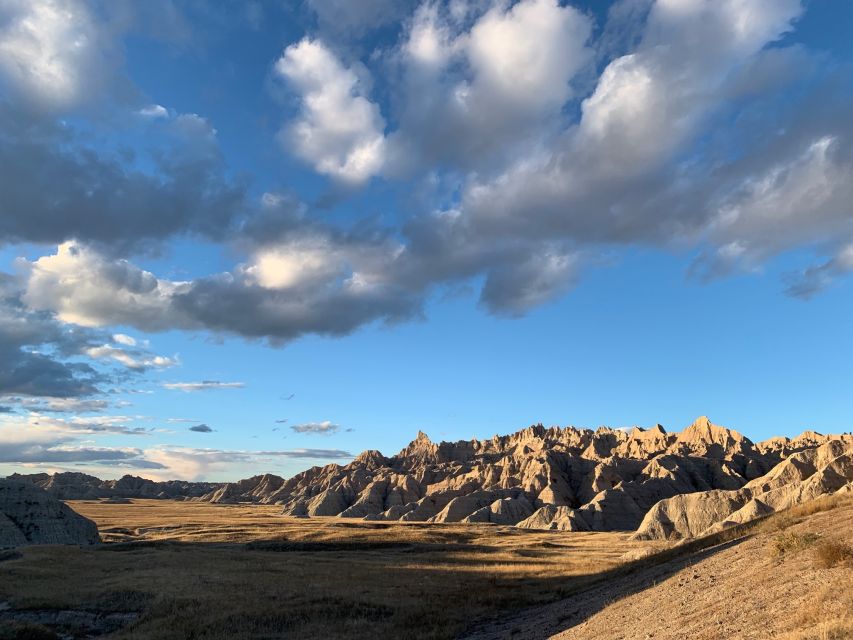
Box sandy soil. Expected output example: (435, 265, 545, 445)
(463, 499, 853, 640)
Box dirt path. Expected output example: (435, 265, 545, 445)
(461, 503, 853, 640)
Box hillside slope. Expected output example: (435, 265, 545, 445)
(463, 496, 853, 640)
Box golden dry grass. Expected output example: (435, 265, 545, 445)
(0, 500, 646, 640)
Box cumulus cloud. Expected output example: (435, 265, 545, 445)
(0, 103, 246, 252)
(274, 38, 386, 184)
(0, 0, 116, 111)
(290, 421, 341, 435)
(0, 277, 109, 398)
(163, 381, 244, 392)
(20, 238, 419, 342)
(6, 0, 853, 348)
(386, 0, 592, 173)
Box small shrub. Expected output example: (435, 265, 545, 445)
(814, 540, 853, 569)
(771, 531, 821, 559)
(770, 514, 799, 532)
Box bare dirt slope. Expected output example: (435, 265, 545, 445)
(463, 497, 853, 640)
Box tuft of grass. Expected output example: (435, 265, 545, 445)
(783, 583, 853, 640)
(813, 540, 853, 569)
(0, 621, 59, 640)
(770, 531, 821, 559)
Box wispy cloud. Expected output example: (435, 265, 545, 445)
(12, 397, 112, 413)
(163, 381, 245, 392)
(86, 344, 178, 370)
(290, 420, 341, 435)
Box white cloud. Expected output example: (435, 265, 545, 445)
(703, 135, 853, 273)
(290, 420, 341, 435)
(274, 38, 386, 184)
(0, 0, 111, 109)
(141, 446, 353, 481)
(465, 0, 590, 111)
(244, 238, 346, 290)
(20, 242, 190, 330)
(113, 333, 136, 346)
(163, 381, 245, 392)
(17, 233, 412, 342)
(86, 345, 178, 371)
(387, 0, 592, 174)
(137, 104, 169, 119)
(12, 398, 111, 413)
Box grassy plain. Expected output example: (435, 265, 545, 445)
(0, 500, 646, 639)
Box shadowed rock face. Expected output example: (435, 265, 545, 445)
(196, 416, 849, 532)
(8, 472, 220, 501)
(0, 480, 100, 548)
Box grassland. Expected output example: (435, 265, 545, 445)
(0, 500, 648, 640)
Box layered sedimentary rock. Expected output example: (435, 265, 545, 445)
(11, 417, 849, 536)
(633, 438, 853, 540)
(194, 416, 849, 532)
(0, 480, 100, 548)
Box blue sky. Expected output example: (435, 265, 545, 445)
(1, 0, 852, 481)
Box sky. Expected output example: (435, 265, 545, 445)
(1, 0, 852, 482)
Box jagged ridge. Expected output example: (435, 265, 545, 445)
(10, 417, 851, 536)
(198, 416, 853, 532)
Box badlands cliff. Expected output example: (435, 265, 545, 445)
(11, 417, 852, 539)
(200, 417, 853, 533)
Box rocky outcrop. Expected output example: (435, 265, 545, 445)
(13, 418, 848, 538)
(633, 439, 853, 540)
(196, 415, 842, 533)
(0, 480, 100, 548)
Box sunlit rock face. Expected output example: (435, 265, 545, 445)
(633, 437, 853, 541)
(196, 416, 850, 532)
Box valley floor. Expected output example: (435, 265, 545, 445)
(1, 498, 849, 640)
(0, 500, 641, 640)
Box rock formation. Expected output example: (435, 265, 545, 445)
(0, 479, 100, 548)
(193, 416, 850, 532)
(10, 417, 849, 538)
(633, 438, 853, 540)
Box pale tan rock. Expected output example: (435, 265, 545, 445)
(633, 439, 853, 540)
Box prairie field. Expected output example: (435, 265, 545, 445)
(0, 500, 646, 640)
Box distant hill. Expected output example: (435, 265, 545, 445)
(7, 471, 219, 501)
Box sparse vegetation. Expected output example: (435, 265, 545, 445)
(770, 531, 821, 559)
(782, 584, 853, 640)
(813, 540, 853, 569)
(3, 496, 851, 640)
(0, 500, 642, 640)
